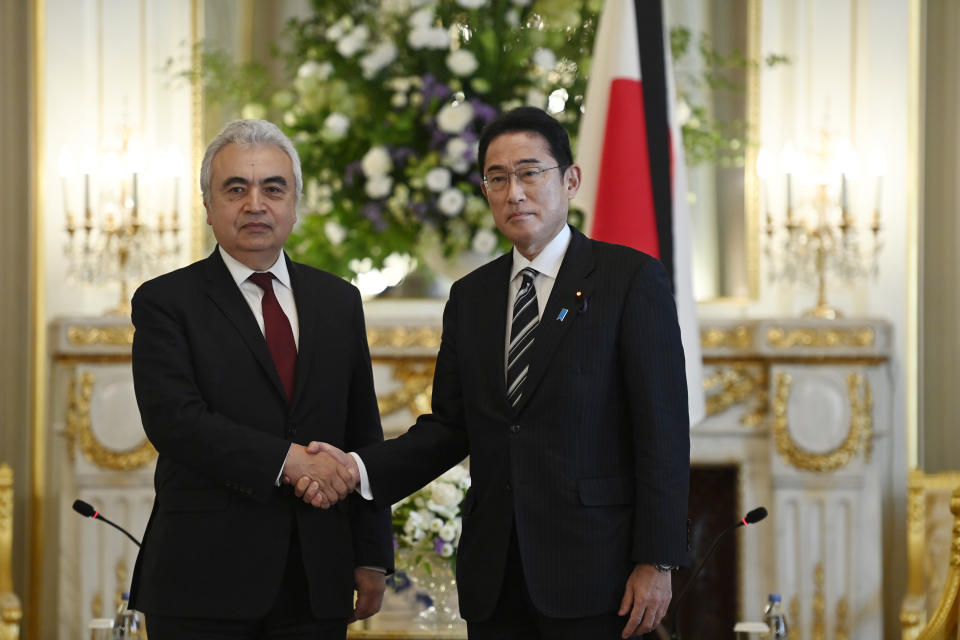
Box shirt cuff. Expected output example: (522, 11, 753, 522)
(275, 445, 291, 487)
(357, 565, 387, 574)
(349, 451, 373, 500)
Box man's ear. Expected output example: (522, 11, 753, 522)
(564, 164, 582, 199)
(203, 201, 212, 225)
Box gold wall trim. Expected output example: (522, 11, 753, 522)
(0, 464, 21, 638)
(367, 327, 442, 350)
(789, 596, 801, 640)
(703, 364, 767, 425)
(701, 326, 754, 350)
(766, 327, 876, 349)
(67, 325, 135, 347)
(773, 372, 874, 472)
(374, 359, 435, 417)
(835, 596, 849, 640)
(66, 372, 157, 471)
(813, 563, 826, 640)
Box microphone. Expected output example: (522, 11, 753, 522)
(669, 506, 768, 639)
(72, 499, 142, 548)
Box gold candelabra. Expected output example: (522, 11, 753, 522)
(60, 131, 183, 314)
(760, 132, 884, 318)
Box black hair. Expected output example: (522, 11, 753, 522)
(477, 106, 573, 174)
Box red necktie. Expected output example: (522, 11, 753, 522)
(248, 272, 297, 401)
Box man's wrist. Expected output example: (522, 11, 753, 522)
(654, 562, 677, 572)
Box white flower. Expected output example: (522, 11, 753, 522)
(438, 188, 466, 216)
(440, 542, 454, 558)
(526, 89, 547, 108)
(532, 47, 557, 71)
(456, 0, 488, 8)
(361, 41, 398, 78)
(323, 112, 350, 139)
(325, 17, 352, 42)
(439, 523, 457, 542)
(336, 25, 369, 58)
(446, 49, 479, 77)
(324, 220, 346, 245)
(430, 482, 460, 506)
(676, 99, 692, 126)
(446, 137, 469, 160)
(240, 103, 267, 120)
(511, 0, 531, 5)
(348, 257, 373, 274)
(390, 93, 408, 108)
(436, 101, 475, 134)
(365, 175, 393, 199)
(429, 518, 444, 532)
(472, 228, 498, 254)
(425, 167, 452, 192)
(505, 8, 520, 26)
(283, 111, 298, 127)
(361, 146, 393, 177)
(381, 252, 416, 286)
(440, 464, 470, 484)
(409, 7, 434, 29)
(297, 60, 323, 78)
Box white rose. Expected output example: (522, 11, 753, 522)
(471, 228, 498, 255)
(360, 41, 398, 78)
(297, 60, 322, 78)
(446, 49, 479, 77)
(336, 34, 364, 58)
(365, 175, 393, 199)
(430, 482, 460, 506)
(361, 146, 393, 177)
(348, 257, 373, 274)
(436, 101, 474, 134)
(532, 47, 557, 71)
(441, 542, 454, 558)
(440, 464, 469, 483)
(511, 0, 531, 6)
(323, 112, 350, 138)
(408, 28, 430, 50)
(324, 220, 346, 246)
(425, 167, 452, 192)
(390, 93, 408, 108)
(456, 0, 487, 6)
(505, 8, 520, 26)
(429, 518, 444, 532)
(438, 188, 466, 216)
(428, 26, 451, 49)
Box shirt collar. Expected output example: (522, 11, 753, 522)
(218, 246, 292, 291)
(510, 224, 571, 282)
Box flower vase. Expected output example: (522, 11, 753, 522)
(401, 557, 461, 630)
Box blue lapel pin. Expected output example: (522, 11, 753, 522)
(557, 308, 569, 321)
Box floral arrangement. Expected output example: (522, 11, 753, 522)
(204, 0, 599, 286)
(392, 463, 471, 573)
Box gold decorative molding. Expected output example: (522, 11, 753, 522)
(913, 488, 960, 639)
(115, 558, 127, 610)
(91, 592, 103, 619)
(703, 364, 767, 425)
(789, 596, 801, 640)
(813, 563, 826, 640)
(66, 372, 157, 471)
(766, 326, 876, 349)
(772, 372, 874, 472)
(0, 465, 19, 635)
(376, 360, 435, 417)
(367, 327, 442, 350)
(701, 326, 754, 350)
(835, 596, 849, 640)
(67, 325, 135, 347)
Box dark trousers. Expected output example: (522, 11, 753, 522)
(146, 528, 348, 640)
(466, 527, 639, 640)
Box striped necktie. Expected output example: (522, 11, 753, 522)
(507, 267, 539, 407)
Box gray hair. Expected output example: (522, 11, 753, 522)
(200, 119, 303, 203)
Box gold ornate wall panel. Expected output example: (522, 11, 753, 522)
(0, 464, 22, 640)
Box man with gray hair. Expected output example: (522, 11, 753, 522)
(128, 119, 392, 639)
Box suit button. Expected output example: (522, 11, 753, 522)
(506, 482, 512, 492)
(510, 424, 520, 434)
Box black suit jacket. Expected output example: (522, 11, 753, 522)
(360, 226, 690, 621)
(128, 248, 392, 620)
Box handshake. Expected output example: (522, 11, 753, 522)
(281, 441, 360, 508)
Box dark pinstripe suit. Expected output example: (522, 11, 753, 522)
(360, 225, 690, 622)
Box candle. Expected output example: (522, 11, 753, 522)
(84, 173, 91, 225)
(132, 172, 139, 219)
(841, 173, 847, 213)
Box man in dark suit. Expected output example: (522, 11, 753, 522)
(129, 119, 392, 639)
(299, 107, 690, 638)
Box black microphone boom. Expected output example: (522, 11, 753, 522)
(669, 506, 768, 639)
(72, 499, 142, 548)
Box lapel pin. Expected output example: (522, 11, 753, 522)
(557, 308, 569, 321)
(576, 290, 588, 314)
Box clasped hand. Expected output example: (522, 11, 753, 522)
(281, 442, 358, 508)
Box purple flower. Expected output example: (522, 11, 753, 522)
(470, 99, 498, 125)
(362, 202, 388, 231)
(430, 127, 449, 151)
(410, 201, 429, 220)
(422, 74, 451, 103)
(433, 537, 445, 554)
(466, 171, 483, 186)
(390, 146, 417, 167)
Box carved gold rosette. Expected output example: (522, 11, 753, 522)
(66, 372, 157, 471)
(772, 372, 874, 472)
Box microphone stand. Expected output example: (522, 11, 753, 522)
(669, 521, 740, 639)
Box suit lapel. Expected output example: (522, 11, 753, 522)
(513, 227, 595, 414)
(475, 254, 513, 410)
(202, 248, 288, 402)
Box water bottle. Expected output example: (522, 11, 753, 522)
(111, 592, 146, 639)
(762, 593, 789, 639)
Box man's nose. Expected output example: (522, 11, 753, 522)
(506, 174, 527, 202)
(244, 187, 266, 211)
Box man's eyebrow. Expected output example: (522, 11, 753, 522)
(484, 158, 545, 172)
(261, 176, 289, 188)
(221, 176, 250, 189)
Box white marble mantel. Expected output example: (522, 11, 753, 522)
(44, 305, 892, 638)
